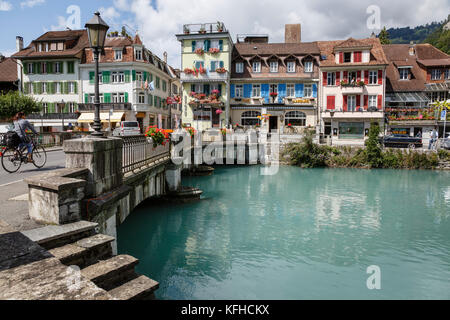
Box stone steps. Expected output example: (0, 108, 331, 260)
(81, 254, 139, 291)
(48, 234, 114, 268)
(21, 221, 98, 250)
(108, 275, 159, 300)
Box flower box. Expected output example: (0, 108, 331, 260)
(209, 48, 220, 54)
(194, 48, 204, 55)
(184, 68, 194, 74)
(215, 68, 227, 74)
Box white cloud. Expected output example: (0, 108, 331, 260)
(111, 0, 450, 68)
(20, 0, 45, 9)
(49, 16, 69, 31)
(0, 0, 12, 11)
(99, 6, 120, 22)
(0, 49, 16, 57)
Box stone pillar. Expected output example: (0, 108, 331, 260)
(63, 137, 123, 198)
(165, 158, 182, 192)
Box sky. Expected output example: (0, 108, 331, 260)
(0, 0, 449, 68)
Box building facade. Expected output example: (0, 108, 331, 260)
(176, 22, 232, 131)
(318, 38, 388, 145)
(230, 26, 320, 133)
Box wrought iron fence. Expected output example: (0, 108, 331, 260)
(0, 132, 91, 147)
(121, 135, 170, 174)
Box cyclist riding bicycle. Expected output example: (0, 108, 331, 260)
(13, 112, 37, 163)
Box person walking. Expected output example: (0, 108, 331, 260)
(13, 112, 37, 162)
(428, 128, 438, 150)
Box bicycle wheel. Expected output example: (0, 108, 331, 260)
(1, 148, 22, 173)
(32, 145, 47, 168)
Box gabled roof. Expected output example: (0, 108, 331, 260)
(317, 37, 388, 67)
(234, 42, 320, 56)
(12, 30, 88, 59)
(104, 36, 133, 47)
(0, 58, 18, 82)
(416, 58, 450, 67)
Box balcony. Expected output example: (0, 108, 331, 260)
(322, 107, 383, 119)
(27, 113, 80, 120)
(181, 22, 227, 35)
(340, 83, 366, 94)
(180, 70, 228, 82)
(78, 103, 132, 112)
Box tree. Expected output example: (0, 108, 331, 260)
(378, 27, 391, 44)
(0, 91, 42, 121)
(365, 122, 383, 168)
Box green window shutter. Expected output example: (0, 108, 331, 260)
(32, 82, 37, 94)
(67, 61, 74, 74)
(125, 92, 129, 103)
(219, 40, 223, 51)
(63, 82, 69, 94)
(89, 71, 95, 84)
(124, 70, 130, 82)
(47, 62, 52, 74)
(49, 82, 54, 94)
(48, 103, 53, 113)
(61, 62, 65, 73)
(220, 61, 224, 68)
(149, 94, 153, 106)
(192, 41, 196, 52)
(84, 93, 89, 103)
(205, 40, 210, 51)
(143, 72, 148, 81)
(105, 93, 111, 103)
(37, 82, 42, 94)
(74, 82, 78, 94)
(154, 96, 157, 106)
(132, 70, 136, 81)
(102, 71, 110, 84)
(63, 103, 68, 113)
(24, 63, 28, 75)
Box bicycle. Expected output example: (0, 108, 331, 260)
(1, 134, 47, 173)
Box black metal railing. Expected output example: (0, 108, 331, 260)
(27, 113, 81, 120)
(121, 135, 170, 174)
(0, 132, 91, 147)
(78, 103, 132, 111)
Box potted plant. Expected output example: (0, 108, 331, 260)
(357, 81, 365, 87)
(183, 25, 190, 34)
(145, 126, 169, 148)
(217, 21, 223, 32)
(215, 67, 227, 74)
(209, 48, 220, 54)
(199, 26, 206, 34)
(269, 92, 278, 103)
(198, 66, 206, 74)
(184, 68, 194, 74)
(194, 48, 204, 55)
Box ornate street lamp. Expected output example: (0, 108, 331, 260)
(85, 11, 109, 137)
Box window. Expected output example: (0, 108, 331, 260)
(344, 52, 351, 63)
(162, 81, 167, 92)
(252, 61, 261, 73)
(339, 122, 364, 139)
(211, 40, 220, 49)
(119, 93, 125, 103)
(236, 62, 244, 73)
(286, 84, 295, 97)
(172, 84, 178, 94)
(269, 84, 278, 94)
(348, 71, 357, 83)
(50, 43, 57, 51)
(43, 103, 48, 113)
(235, 85, 243, 98)
(285, 111, 306, 126)
(45, 43, 49, 52)
(241, 111, 261, 126)
(41, 62, 47, 74)
(112, 72, 125, 83)
(431, 69, 441, 80)
(287, 61, 296, 73)
(135, 49, 143, 61)
(399, 68, 409, 80)
(193, 106, 211, 121)
(270, 61, 278, 73)
(112, 93, 119, 103)
(98, 72, 103, 84)
(57, 42, 64, 51)
(304, 84, 312, 97)
(89, 94, 95, 103)
(304, 61, 313, 73)
(38, 43, 42, 52)
(27, 63, 34, 74)
(369, 70, 378, 84)
(67, 61, 75, 74)
(68, 82, 75, 94)
(327, 72, 336, 86)
(445, 69, 450, 80)
(252, 84, 261, 97)
(194, 84, 203, 93)
(428, 91, 447, 102)
(138, 92, 145, 104)
(136, 72, 143, 81)
(369, 95, 377, 108)
(42, 82, 48, 94)
(55, 62, 62, 73)
(56, 82, 61, 94)
(156, 77, 160, 89)
(67, 102, 76, 113)
(195, 41, 204, 50)
(347, 95, 356, 112)
(114, 50, 123, 61)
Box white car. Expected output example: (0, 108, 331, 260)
(113, 121, 141, 136)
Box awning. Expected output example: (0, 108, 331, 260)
(425, 82, 449, 91)
(77, 112, 124, 123)
(385, 92, 429, 103)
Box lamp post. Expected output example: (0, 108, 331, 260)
(85, 11, 109, 137)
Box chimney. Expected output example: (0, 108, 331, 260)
(163, 51, 168, 63)
(409, 41, 415, 56)
(16, 36, 23, 52)
(285, 24, 301, 43)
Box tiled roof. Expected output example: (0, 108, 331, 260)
(382, 44, 426, 92)
(416, 58, 450, 67)
(0, 58, 18, 82)
(415, 43, 450, 60)
(317, 38, 388, 67)
(104, 36, 133, 47)
(234, 42, 320, 56)
(12, 30, 88, 59)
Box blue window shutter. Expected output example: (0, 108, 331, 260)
(295, 84, 304, 97)
(312, 84, 317, 98)
(210, 61, 216, 71)
(261, 84, 270, 103)
(219, 61, 224, 68)
(243, 84, 252, 98)
(205, 40, 210, 51)
(203, 84, 210, 95)
(191, 84, 195, 92)
(218, 84, 222, 96)
(278, 84, 286, 98)
(219, 40, 223, 51)
(192, 41, 196, 52)
(230, 84, 235, 98)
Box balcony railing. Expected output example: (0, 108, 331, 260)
(182, 22, 227, 35)
(27, 113, 80, 120)
(180, 71, 228, 82)
(78, 103, 132, 111)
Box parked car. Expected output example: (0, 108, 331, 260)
(113, 121, 141, 136)
(381, 134, 423, 149)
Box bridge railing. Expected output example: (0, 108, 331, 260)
(121, 135, 170, 174)
(0, 131, 92, 147)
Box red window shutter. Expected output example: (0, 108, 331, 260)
(323, 72, 327, 86)
(354, 51, 362, 62)
(378, 70, 383, 84)
(343, 95, 348, 111)
(426, 72, 431, 82)
(356, 95, 361, 109)
(364, 70, 369, 84)
(336, 71, 341, 86)
(377, 95, 382, 109)
(357, 71, 361, 82)
(364, 95, 368, 110)
(327, 96, 335, 110)
(339, 52, 343, 63)
(343, 71, 348, 81)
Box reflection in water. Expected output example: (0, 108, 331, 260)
(118, 166, 450, 300)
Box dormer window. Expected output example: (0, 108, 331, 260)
(115, 49, 123, 61)
(45, 43, 49, 52)
(38, 43, 42, 52)
(445, 69, 450, 80)
(270, 61, 278, 73)
(135, 48, 143, 61)
(57, 42, 64, 51)
(287, 61, 295, 73)
(431, 69, 442, 80)
(344, 52, 351, 63)
(50, 43, 57, 51)
(399, 67, 410, 80)
(304, 61, 313, 73)
(236, 62, 244, 73)
(252, 61, 261, 73)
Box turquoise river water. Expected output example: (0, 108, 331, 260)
(117, 166, 450, 300)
